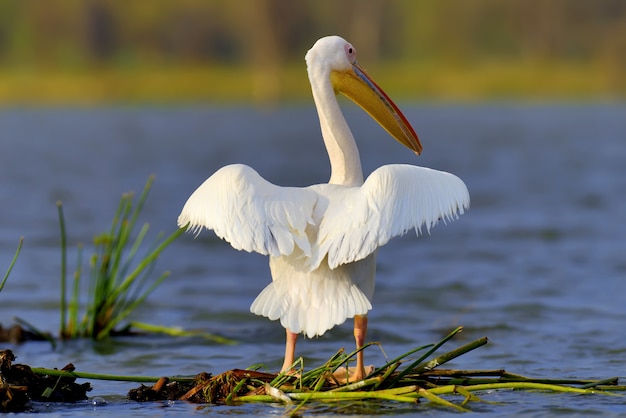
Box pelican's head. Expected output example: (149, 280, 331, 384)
(306, 36, 422, 155)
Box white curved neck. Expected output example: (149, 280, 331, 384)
(308, 70, 363, 187)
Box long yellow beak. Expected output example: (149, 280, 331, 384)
(330, 62, 422, 155)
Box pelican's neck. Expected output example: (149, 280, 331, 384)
(309, 69, 363, 187)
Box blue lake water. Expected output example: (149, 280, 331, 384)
(0, 103, 625, 416)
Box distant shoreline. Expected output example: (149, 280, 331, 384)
(0, 61, 622, 105)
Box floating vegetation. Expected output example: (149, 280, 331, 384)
(4, 327, 621, 414)
(128, 321, 236, 345)
(0, 349, 91, 413)
(1, 178, 229, 345)
(207, 327, 622, 414)
(57, 176, 185, 340)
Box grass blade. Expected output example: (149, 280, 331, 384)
(95, 271, 170, 340)
(412, 336, 489, 374)
(57, 202, 68, 337)
(101, 226, 185, 315)
(369, 342, 434, 377)
(388, 326, 464, 386)
(1, 237, 23, 294)
(67, 243, 83, 338)
(58, 176, 185, 340)
(418, 387, 470, 412)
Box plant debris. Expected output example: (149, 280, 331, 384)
(3, 327, 624, 414)
(0, 349, 92, 413)
(122, 327, 623, 413)
(0, 323, 53, 344)
(180, 369, 278, 403)
(0, 324, 28, 344)
(128, 375, 198, 402)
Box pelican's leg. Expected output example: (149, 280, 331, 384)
(353, 314, 368, 381)
(280, 329, 298, 373)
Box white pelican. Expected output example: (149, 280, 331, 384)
(178, 36, 469, 382)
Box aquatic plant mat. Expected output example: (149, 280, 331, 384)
(2, 327, 623, 413)
(0, 350, 91, 413)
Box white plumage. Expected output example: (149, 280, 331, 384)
(178, 36, 469, 380)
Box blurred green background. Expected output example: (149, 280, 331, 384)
(0, 0, 624, 105)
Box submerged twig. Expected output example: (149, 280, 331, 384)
(129, 321, 236, 344)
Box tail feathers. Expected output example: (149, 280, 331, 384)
(250, 278, 372, 338)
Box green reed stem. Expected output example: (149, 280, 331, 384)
(68, 243, 83, 337)
(429, 382, 621, 396)
(370, 342, 434, 377)
(1, 236, 23, 294)
(56, 176, 185, 340)
(388, 326, 464, 386)
(580, 377, 621, 389)
(412, 336, 489, 375)
(238, 388, 420, 404)
(31, 367, 195, 383)
(417, 387, 470, 412)
(57, 202, 68, 337)
(94, 227, 185, 340)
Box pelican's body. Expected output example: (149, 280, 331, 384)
(178, 36, 469, 381)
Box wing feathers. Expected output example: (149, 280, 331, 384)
(317, 164, 469, 269)
(178, 163, 469, 270)
(177, 164, 317, 257)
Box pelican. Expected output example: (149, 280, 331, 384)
(178, 35, 469, 382)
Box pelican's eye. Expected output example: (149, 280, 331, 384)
(344, 44, 356, 63)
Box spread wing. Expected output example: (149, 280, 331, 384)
(178, 164, 318, 258)
(314, 164, 470, 269)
